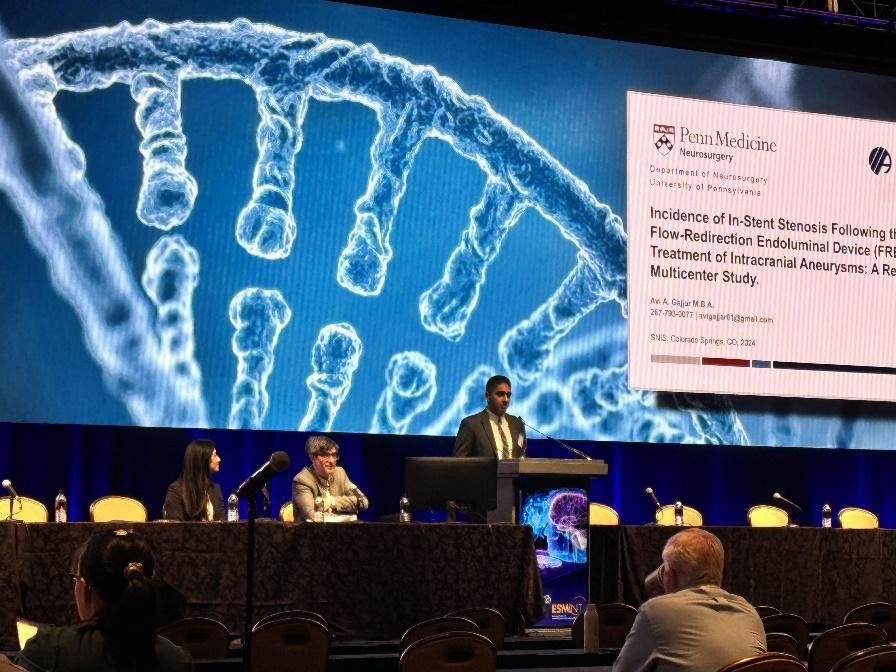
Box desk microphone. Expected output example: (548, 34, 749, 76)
(519, 418, 592, 460)
(645, 487, 662, 510)
(772, 492, 803, 512)
(1, 479, 19, 500)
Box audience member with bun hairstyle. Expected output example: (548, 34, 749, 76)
(16, 528, 192, 671)
(162, 438, 225, 521)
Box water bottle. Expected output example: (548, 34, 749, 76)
(314, 495, 325, 522)
(822, 503, 832, 528)
(583, 603, 600, 652)
(227, 493, 239, 522)
(398, 494, 412, 523)
(54, 490, 67, 523)
(674, 501, 684, 527)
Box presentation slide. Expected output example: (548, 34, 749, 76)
(628, 92, 896, 402)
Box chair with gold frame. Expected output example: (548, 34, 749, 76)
(0, 496, 48, 522)
(89, 495, 147, 522)
(589, 503, 620, 526)
(280, 502, 294, 522)
(838, 508, 879, 530)
(748, 505, 790, 528)
(655, 504, 703, 526)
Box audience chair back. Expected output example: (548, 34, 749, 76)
(764, 614, 810, 659)
(255, 609, 328, 632)
(0, 655, 28, 671)
(445, 608, 506, 651)
(830, 645, 896, 672)
(589, 503, 620, 525)
(572, 613, 585, 648)
(718, 653, 807, 672)
(655, 504, 703, 526)
(279, 502, 294, 522)
(401, 616, 480, 651)
(757, 606, 784, 619)
(844, 604, 896, 641)
(838, 508, 879, 530)
(767, 633, 804, 659)
(748, 505, 790, 528)
(89, 495, 147, 522)
(158, 617, 231, 661)
(0, 496, 48, 523)
(400, 631, 496, 672)
(596, 603, 638, 648)
(250, 616, 330, 672)
(808, 623, 888, 672)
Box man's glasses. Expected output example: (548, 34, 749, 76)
(315, 452, 339, 461)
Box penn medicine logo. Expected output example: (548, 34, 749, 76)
(869, 147, 891, 175)
(654, 124, 675, 155)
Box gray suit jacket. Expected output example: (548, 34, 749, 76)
(453, 409, 526, 458)
(291, 466, 368, 522)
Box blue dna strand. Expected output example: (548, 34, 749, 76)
(370, 351, 437, 434)
(299, 323, 363, 432)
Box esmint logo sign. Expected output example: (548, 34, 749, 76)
(869, 147, 891, 175)
(653, 124, 675, 155)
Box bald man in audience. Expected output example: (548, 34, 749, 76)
(613, 528, 766, 672)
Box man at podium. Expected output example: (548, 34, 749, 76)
(453, 375, 526, 459)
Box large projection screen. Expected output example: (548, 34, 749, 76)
(1, 0, 895, 448)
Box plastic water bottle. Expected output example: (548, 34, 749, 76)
(674, 501, 684, 527)
(227, 493, 239, 522)
(398, 494, 412, 523)
(314, 495, 325, 522)
(583, 603, 600, 652)
(822, 503, 832, 528)
(54, 490, 67, 523)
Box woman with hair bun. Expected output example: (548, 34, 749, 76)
(162, 439, 225, 521)
(16, 528, 191, 671)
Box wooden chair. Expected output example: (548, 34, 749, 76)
(844, 603, 896, 641)
(401, 616, 479, 651)
(400, 632, 496, 672)
(158, 617, 231, 660)
(0, 496, 48, 522)
(89, 495, 147, 522)
(808, 623, 888, 672)
(255, 609, 328, 632)
(718, 653, 807, 672)
(250, 617, 330, 672)
(445, 607, 505, 651)
(767, 633, 804, 659)
(763, 614, 810, 659)
(589, 503, 620, 525)
(279, 502, 294, 522)
(830, 645, 896, 672)
(748, 505, 790, 527)
(838, 508, 879, 530)
(655, 504, 703, 526)
(0, 655, 28, 671)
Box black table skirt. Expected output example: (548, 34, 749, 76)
(2, 521, 544, 651)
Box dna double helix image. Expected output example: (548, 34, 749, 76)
(1, 3, 892, 447)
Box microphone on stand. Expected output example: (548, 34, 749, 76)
(519, 417, 592, 460)
(1, 479, 19, 500)
(645, 486, 662, 510)
(772, 492, 803, 512)
(236, 451, 290, 499)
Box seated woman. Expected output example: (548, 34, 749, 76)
(292, 435, 368, 521)
(162, 439, 225, 521)
(16, 528, 192, 672)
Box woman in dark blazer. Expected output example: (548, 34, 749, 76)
(162, 439, 225, 521)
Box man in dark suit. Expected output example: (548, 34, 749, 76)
(453, 375, 526, 459)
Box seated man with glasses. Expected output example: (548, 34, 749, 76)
(292, 435, 369, 522)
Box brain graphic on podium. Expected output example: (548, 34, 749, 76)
(0, 19, 743, 442)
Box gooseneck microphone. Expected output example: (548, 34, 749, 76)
(519, 418, 592, 460)
(236, 451, 291, 499)
(645, 486, 662, 510)
(1, 479, 19, 499)
(772, 492, 803, 512)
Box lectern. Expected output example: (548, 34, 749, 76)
(489, 458, 608, 523)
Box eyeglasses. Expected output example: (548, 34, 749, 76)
(315, 452, 339, 461)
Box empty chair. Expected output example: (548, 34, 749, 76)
(401, 616, 480, 651)
(844, 603, 896, 641)
(251, 617, 330, 672)
(89, 495, 147, 522)
(0, 496, 48, 522)
(255, 610, 328, 631)
(445, 607, 505, 651)
(757, 606, 784, 619)
(830, 645, 896, 672)
(279, 502, 294, 522)
(748, 505, 790, 528)
(838, 508, 879, 530)
(808, 623, 888, 672)
(589, 503, 620, 525)
(400, 632, 496, 672)
(655, 504, 703, 526)
(767, 633, 804, 659)
(718, 653, 807, 672)
(763, 614, 810, 659)
(158, 617, 231, 661)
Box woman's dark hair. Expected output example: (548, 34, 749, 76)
(179, 438, 216, 520)
(78, 529, 158, 669)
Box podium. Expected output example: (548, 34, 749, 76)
(489, 458, 608, 523)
